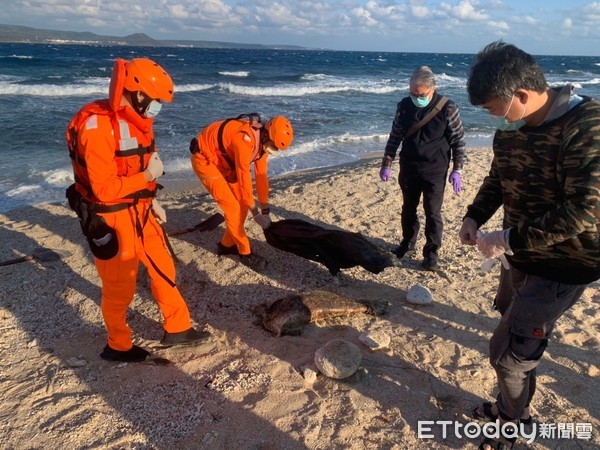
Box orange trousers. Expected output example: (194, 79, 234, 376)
(191, 155, 251, 255)
(95, 202, 192, 351)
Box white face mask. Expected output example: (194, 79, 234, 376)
(143, 100, 162, 118)
(489, 96, 526, 131)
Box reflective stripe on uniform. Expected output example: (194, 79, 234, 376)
(85, 115, 98, 130)
(118, 119, 138, 150)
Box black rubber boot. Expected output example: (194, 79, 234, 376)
(217, 242, 239, 256)
(160, 327, 211, 347)
(100, 344, 150, 362)
(421, 257, 439, 271)
(392, 242, 416, 259)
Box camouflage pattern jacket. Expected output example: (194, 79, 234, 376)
(465, 91, 600, 284)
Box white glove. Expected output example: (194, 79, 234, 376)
(253, 213, 271, 230)
(145, 153, 164, 181)
(480, 253, 511, 272)
(151, 198, 167, 223)
(476, 229, 513, 259)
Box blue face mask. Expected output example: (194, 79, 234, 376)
(411, 95, 431, 108)
(489, 96, 526, 131)
(143, 100, 162, 118)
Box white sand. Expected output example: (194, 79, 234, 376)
(0, 148, 598, 449)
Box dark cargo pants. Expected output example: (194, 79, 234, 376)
(398, 167, 447, 260)
(489, 266, 587, 421)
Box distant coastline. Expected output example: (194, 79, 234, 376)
(0, 23, 308, 50)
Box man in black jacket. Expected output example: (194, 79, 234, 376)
(380, 66, 466, 271)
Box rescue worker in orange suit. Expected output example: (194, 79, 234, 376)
(67, 58, 210, 362)
(190, 114, 294, 271)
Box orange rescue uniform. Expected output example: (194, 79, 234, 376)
(74, 102, 192, 351)
(191, 120, 269, 255)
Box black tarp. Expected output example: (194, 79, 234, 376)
(263, 219, 397, 275)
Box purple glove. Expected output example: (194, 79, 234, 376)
(379, 167, 391, 182)
(449, 171, 462, 194)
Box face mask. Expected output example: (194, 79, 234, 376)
(143, 100, 162, 118)
(264, 145, 278, 155)
(411, 95, 430, 108)
(490, 96, 526, 131)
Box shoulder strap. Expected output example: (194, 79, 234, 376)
(404, 96, 448, 139)
(235, 112, 261, 124)
(217, 113, 262, 170)
(217, 119, 236, 170)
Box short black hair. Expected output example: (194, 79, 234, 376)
(467, 40, 548, 105)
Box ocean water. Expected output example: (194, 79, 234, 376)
(1, 43, 600, 212)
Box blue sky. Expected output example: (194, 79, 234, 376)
(1, 0, 599, 56)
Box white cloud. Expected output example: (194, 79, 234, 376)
(366, 0, 408, 21)
(409, 3, 429, 19)
(487, 20, 508, 30)
(168, 5, 190, 20)
(1, 0, 600, 55)
(440, 0, 489, 21)
(352, 7, 378, 27)
(510, 14, 537, 25)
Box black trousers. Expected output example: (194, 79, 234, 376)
(398, 167, 447, 259)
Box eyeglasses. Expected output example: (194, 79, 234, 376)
(410, 88, 432, 99)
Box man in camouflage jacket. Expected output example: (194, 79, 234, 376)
(459, 41, 600, 449)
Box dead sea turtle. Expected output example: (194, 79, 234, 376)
(253, 290, 389, 336)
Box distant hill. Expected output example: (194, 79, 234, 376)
(0, 24, 306, 50)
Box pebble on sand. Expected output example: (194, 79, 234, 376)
(314, 339, 362, 379)
(406, 285, 433, 305)
(358, 330, 391, 350)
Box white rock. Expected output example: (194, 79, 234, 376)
(302, 366, 318, 384)
(314, 339, 362, 379)
(406, 284, 433, 305)
(359, 331, 391, 350)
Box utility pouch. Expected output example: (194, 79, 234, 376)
(189, 137, 200, 155)
(66, 183, 119, 260)
(66, 183, 92, 235)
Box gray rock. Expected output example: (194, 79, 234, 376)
(66, 356, 87, 368)
(406, 284, 433, 305)
(359, 331, 391, 350)
(314, 339, 362, 379)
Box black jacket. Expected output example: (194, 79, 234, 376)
(384, 92, 466, 175)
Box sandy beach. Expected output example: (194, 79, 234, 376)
(0, 148, 598, 449)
